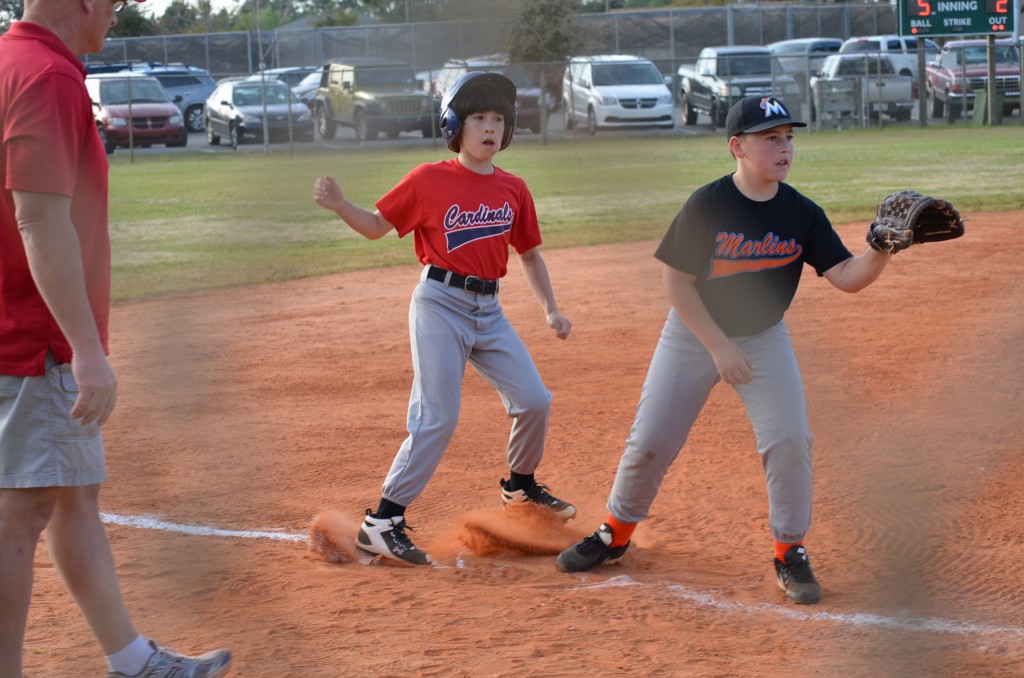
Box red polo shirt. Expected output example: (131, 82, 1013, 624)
(0, 22, 110, 376)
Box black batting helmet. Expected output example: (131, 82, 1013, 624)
(439, 71, 517, 153)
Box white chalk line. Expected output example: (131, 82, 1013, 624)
(100, 512, 308, 542)
(101, 513, 1024, 643)
(576, 575, 1024, 642)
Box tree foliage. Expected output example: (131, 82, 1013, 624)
(505, 0, 579, 64)
(1, 0, 22, 32)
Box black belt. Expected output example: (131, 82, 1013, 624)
(427, 265, 499, 295)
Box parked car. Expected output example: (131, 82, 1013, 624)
(562, 54, 674, 134)
(121, 65, 218, 133)
(433, 55, 558, 133)
(768, 37, 842, 92)
(838, 34, 939, 80)
(925, 38, 1020, 121)
(415, 69, 443, 98)
(677, 46, 800, 127)
(809, 53, 916, 122)
(84, 60, 163, 75)
(204, 79, 314, 148)
(312, 58, 437, 141)
(249, 66, 321, 89)
(84, 72, 188, 154)
(292, 67, 327, 109)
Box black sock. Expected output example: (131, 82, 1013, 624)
(508, 472, 535, 492)
(374, 498, 406, 520)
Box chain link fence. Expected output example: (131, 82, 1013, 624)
(86, 4, 898, 80)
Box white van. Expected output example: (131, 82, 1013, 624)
(562, 55, 674, 134)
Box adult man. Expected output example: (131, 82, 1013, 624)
(0, 1, 232, 676)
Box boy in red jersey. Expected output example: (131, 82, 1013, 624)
(313, 72, 574, 566)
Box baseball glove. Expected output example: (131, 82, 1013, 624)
(866, 190, 965, 255)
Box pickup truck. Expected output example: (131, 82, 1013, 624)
(925, 39, 1021, 122)
(677, 46, 799, 127)
(809, 53, 916, 122)
(838, 34, 939, 80)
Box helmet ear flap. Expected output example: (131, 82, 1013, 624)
(440, 107, 462, 152)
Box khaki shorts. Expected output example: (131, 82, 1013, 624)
(0, 354, 106, 488)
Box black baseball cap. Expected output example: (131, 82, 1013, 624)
(725, 95, 806, 138)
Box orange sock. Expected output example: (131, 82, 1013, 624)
(605, 515, 636, 547)
(774, 540, 803, 562)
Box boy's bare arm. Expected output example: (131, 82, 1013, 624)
(663, 264, 752, 385)
(822, 247, 890, 293)
(517, 247, 571, 340)
(313, 175, 395, 240)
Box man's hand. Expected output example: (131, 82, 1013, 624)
(69, 352, 118, 426)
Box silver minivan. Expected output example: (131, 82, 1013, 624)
(562, 55, 674, 135)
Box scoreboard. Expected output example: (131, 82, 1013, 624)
(898, 0, 1016, 37)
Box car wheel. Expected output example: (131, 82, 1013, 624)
(563, 104, 575, 130)
(682, 95, 697, 125)
(946, 97, 960, 124)
(98, 127, 115, 155)
(185, 105, 205, 133)
(930, 90, 944, 119)
(316, 106, 336, 140)
(230, 123, 240, 149)
(355, 110, 376, 141)
(711, 101, 725, 128)
(206, 119, 220, 146)
(586, 107, 597, 136)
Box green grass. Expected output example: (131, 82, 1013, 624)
(108, 125, 1024, 301)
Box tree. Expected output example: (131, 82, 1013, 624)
(0, 0, 22, 32)
(505, 0, 579, 64)
(109, 7, 159, 37)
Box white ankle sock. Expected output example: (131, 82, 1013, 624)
(106, 635, 154, 676)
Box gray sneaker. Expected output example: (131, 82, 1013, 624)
(556, 524, 629, 572)
(500, 478, 577, 520)
(106, 640, 231, 678)
(356, 510, 432, 566)
(774, 544, 822, 604)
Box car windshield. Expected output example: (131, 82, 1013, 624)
(297, 71, 321, 87)
(716, 55, 772, 76)
(233, 84, 294, 106)
(591, 63, 663, 86)
(836, 57, 894, 76)
(954, 45, 1019, 65)
(99, 79, 169, 104)
(354, 67, 416, 87)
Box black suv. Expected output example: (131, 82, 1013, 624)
(312, 58, 437, 141)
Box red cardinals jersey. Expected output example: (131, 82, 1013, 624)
(376, 158, 541, 280)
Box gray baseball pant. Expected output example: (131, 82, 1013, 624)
(381, 267, 552, 507)
(607, 311, 813, 543)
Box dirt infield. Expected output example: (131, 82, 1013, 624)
(25, 212, 1024, 677)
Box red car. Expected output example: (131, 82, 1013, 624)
(84, 73, 188, 154)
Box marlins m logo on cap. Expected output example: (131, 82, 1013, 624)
(760, 96, 788, 118)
